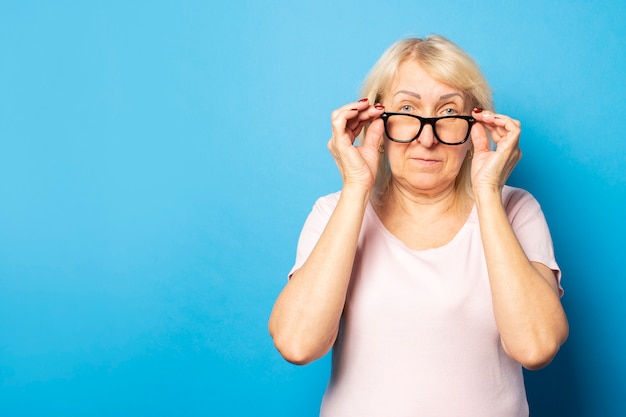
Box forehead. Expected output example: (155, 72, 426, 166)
(387, 60, 463, 100)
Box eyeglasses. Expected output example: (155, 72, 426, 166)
(380, 112, 475, 145)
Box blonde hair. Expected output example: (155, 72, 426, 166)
(360, 35, 494, 206)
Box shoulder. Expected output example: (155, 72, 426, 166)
(502, 185, 536, 205)
(298, 191, 342, 230)
(501, 185, 548, 229)
(311, 191, 342, 215)
(502, 185, 542, 213)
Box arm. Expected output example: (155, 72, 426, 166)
(268, 99, 385, 365)
(475, 190, 568, 369)
(269, 187, 368, 364)
(471, 109, 569, 370)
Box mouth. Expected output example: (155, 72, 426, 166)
(411, 157, 440, 166)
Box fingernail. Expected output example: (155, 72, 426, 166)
(473, 107, 483, 113)
(374, 104, 384, 110)
(359, 98, 369, 102)
(350, 108, 358, 111)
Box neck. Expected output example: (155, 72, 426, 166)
(380, 181, 465, 218)
(372, 181, 473, 251)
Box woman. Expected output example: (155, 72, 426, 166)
(269, 35, 568, 416)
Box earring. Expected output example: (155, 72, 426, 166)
(378, 144, 385, 154)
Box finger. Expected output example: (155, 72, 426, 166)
(346, 104, 385, 133)
(473, 110, 520, 133)
(490, 116, 520, 138)
(361, 118, 384, 150)
(331, 109, 359, 143)
(470, 118, 490, 153)
(331, 98, 369, 123)
(332, 98, 371, 120)
(332, 99, 376, 135)
(473, 114, 520, 149)
(473, 108, 519, 124)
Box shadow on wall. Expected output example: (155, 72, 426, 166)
(524, 316, 584, 416)
(510, 129, 626, 417)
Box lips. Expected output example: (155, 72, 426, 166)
(410, 156, 440, 165)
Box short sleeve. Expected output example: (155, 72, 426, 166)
(503, 186, 563, 296)
(288, 192, 341, 278)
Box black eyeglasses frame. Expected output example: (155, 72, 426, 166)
(380, 112, 475, 146)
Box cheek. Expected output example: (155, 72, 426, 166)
(384, 141, 405, 167)
(454, 146, 469, 161)
(446, 145, 471, 171)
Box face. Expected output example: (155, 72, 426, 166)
(382, 60, 471, 196)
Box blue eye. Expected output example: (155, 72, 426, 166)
(401, 105, 412, 112)
(443, 108, 457, 116)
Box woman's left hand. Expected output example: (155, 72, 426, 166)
(470, 108, 522, 196)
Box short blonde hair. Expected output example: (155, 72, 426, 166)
(360, 35, 494, 205)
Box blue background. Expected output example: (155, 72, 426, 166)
(1, 1, 625, 416)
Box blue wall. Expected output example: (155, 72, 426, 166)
(1, 1, 624, 416)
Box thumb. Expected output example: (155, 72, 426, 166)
(362, 118, 385, 150)
(470, 122, 490, 154)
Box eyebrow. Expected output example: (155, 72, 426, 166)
(440, 93, 463, 100)
(394, 90, 421, 99)
(393, 90, 463, 101)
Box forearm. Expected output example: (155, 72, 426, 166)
(475, 190, 568, 369)
(269, 186, 370, 364)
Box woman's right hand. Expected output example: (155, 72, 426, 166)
(328, 98, 385, 191)
(270, 99, 385, 365)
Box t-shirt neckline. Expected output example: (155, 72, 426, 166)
(365, 201, 477, 255)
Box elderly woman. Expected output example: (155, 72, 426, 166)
(269, 35, 568, 416)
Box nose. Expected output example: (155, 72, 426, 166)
(416, 122, 437, 147)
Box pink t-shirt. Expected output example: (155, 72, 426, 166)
(290, 186, 561, 417)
